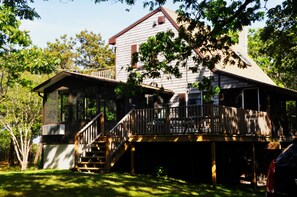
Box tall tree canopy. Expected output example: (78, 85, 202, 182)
(45, 30, 114, 71)
(259, 0, 297, 90)
(0, 1, 57, 100)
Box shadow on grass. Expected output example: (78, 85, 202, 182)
(0, 170, 264, 197)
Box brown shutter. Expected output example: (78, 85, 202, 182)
(158, 16, 165, 24)
(131, 44, 137, 68)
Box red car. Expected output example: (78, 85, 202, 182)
(266, 139, 297, 196)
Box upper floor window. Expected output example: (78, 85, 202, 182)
(131, 44, 138, 69)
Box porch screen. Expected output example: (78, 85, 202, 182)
(44, 91, 59, 124)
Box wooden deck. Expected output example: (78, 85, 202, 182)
(124, 105, 274, 137)
(73, 104, 295, 187)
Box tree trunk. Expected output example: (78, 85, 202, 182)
(21, 151, 29, 171)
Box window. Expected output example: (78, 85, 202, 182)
(57, 88, 97, 122)
(131, 44, 138, 68)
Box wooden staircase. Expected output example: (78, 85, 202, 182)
(75, 141, 106, 173)
(74, 110, 134, 173)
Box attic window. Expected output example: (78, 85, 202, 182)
(131, 44, 138, 68)
(158, 16, 165, 24)
(235, 51, 252, 66)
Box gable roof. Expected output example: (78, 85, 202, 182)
(109, 7, 281, 88)
(33, 71, 174, 96)
(109, 7, 179, 45)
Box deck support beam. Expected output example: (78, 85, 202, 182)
(131, 143, 135, 175)
(252, 141, 257, 189)
(211, 141, 217, 189)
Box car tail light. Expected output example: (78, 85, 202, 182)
(266, 160, 276, 194)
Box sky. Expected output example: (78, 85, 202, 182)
(20, 0, 282, 48)
(20, 0, 178, 48)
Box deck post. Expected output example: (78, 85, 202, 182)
(252, 141, 257, 189)
(105, 136, 111, 173)
(211, 141, 217, 189)
(131, 143, 135, 175)
(131, 108, 135, 135)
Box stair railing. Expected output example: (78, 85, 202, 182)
(74, 112, 104, 164)
(108, 110, 134, 158)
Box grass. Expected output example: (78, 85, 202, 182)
(0, 168, 265, 197)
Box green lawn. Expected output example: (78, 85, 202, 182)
(0, 169, 264, 197)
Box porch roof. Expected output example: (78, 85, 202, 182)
(32, 71, 174, 96)
(214, 69, 297, 100)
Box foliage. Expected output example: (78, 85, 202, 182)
(259, 0, 297, 90)
(45, 30, 114, 71)
(0, 45, 58, 103)
(0, 0, 39, 20)
(193, 76, 220, 102)
(0, 5, 31, 53)
(0, 1, 57, 167)
(0, 0, 39, 52)
(0, 170, 265, 196)
(0, 4, 58, 101)
(75, 30, 114, 69)
(45, 35, 77, 70)
(0, 130, 10, 161)
(248, 28, 286, 87)
(0, 76, 43, 170)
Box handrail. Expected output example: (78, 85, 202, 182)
(76, 112, 103, 138)
(75, 112, 104, 164)
(109, 110, 133, 136)
(108, 110, 134, 159)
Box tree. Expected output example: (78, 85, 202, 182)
(45, 30, 114, 71)
(260, 0, 297, 90)
(0, 3, 57, 101)
(75, 30, 114, 70)
(0, 2, 58, 168)
(45, 35, 78, 70)
(248, 28, 290, 88)
(0, 1, 38, 51)
(0, 74, 43, 170)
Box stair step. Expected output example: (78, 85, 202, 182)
(76, 167, 105, 173)
(76, 163, 105, 168)
(85, 151, 105, 157)
(78, 161, 105, 165)
(91, 147, 106, 152)
(81, 156, 106, 163)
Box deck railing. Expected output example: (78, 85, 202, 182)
(91, 69, 115, 79)
(132, 104, 273, 136)
(109, 110, 134, 157)
(74, 112, 104, 163)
